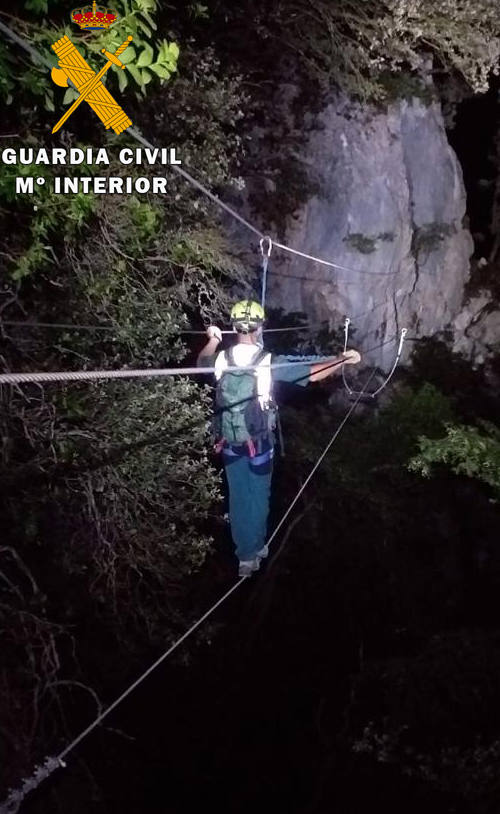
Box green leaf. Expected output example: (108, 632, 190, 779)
(142, 10, 157, 30)
(120, 45, 136, 64)
(157, 40, 168, 61)
(149, 63, 171, 79)
(127, 63, 143, 86)
(63, 87, 79, 105)
(141, 68, 153, 85)
(117, 66, 128, 93)
(137, 19, 152, 37)
(168, 42, 180, 60)
(189, 3, 209, 19)
(137, 44, 154, 67)
(24, 0, 48, 13)
(44, 92, 55, 112)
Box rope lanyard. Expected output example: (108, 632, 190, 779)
(342, 317, 408, 398)
(0, 368, 377, 814)
(259, 236, 273, 309)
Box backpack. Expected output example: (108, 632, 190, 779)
(214, 347, 276, 446)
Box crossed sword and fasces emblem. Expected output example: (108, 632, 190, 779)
(50, 35, 133, 134)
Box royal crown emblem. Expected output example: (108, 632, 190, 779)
(71, 1, 117, 30)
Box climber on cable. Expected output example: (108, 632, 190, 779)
(197, 300, 361, 577)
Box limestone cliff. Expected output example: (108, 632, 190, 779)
(231, 92, 476, 370)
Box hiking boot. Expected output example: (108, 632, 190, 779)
(256, 543, 269, 560)
(238, 559, 260, 578)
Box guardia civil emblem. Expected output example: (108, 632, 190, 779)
(50, 1, 133, 134)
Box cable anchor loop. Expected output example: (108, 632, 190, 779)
(397, 327, 408, 356)
(343, 316, 351, 348)
(259, 236, 273, 258)
(342, 316, 353, 395)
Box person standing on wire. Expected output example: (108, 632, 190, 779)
(197, 301, 361, 577)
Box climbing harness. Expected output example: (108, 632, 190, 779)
(259, 236, 273, 309)
(342, 317, 408, 399)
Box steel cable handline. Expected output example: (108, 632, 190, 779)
(0, 19, 399, 281)
(2, 281, 417, 338)
(1, 321, 339, 335)
(1, 283, 413, 336)
(0, 355, 349, 386)
(0, 577, 246, 814)
(1, 276, 414, 337)
(0, 339, 402, 500)
(0, 328, 411, 388)
(0, 328, 407, 386)
(0, 368, 376, 814)
(0, 337, 403, 497)
(2, 321, 117, 332)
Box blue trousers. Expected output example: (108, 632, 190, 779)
(222, 440, 274, 562)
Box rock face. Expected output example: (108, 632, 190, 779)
(452, 292, 500, 366)
(244, 94, 474, 370)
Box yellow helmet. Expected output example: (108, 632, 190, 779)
(230, 300, 265, 332)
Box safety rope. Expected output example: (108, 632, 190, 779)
(0, 19, 399, 281)
(0, 366, 376, 814)
(342, 317, 408, 398)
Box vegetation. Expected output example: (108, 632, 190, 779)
(0, 0, 179, 108)
(343, 232, 395, 254)
(344, 233, 378, 254)
(0, 2, 249, 795)
(260, 0, 500, 100)
(411, 222, 456, 257)
(410, 419, 500, 496)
